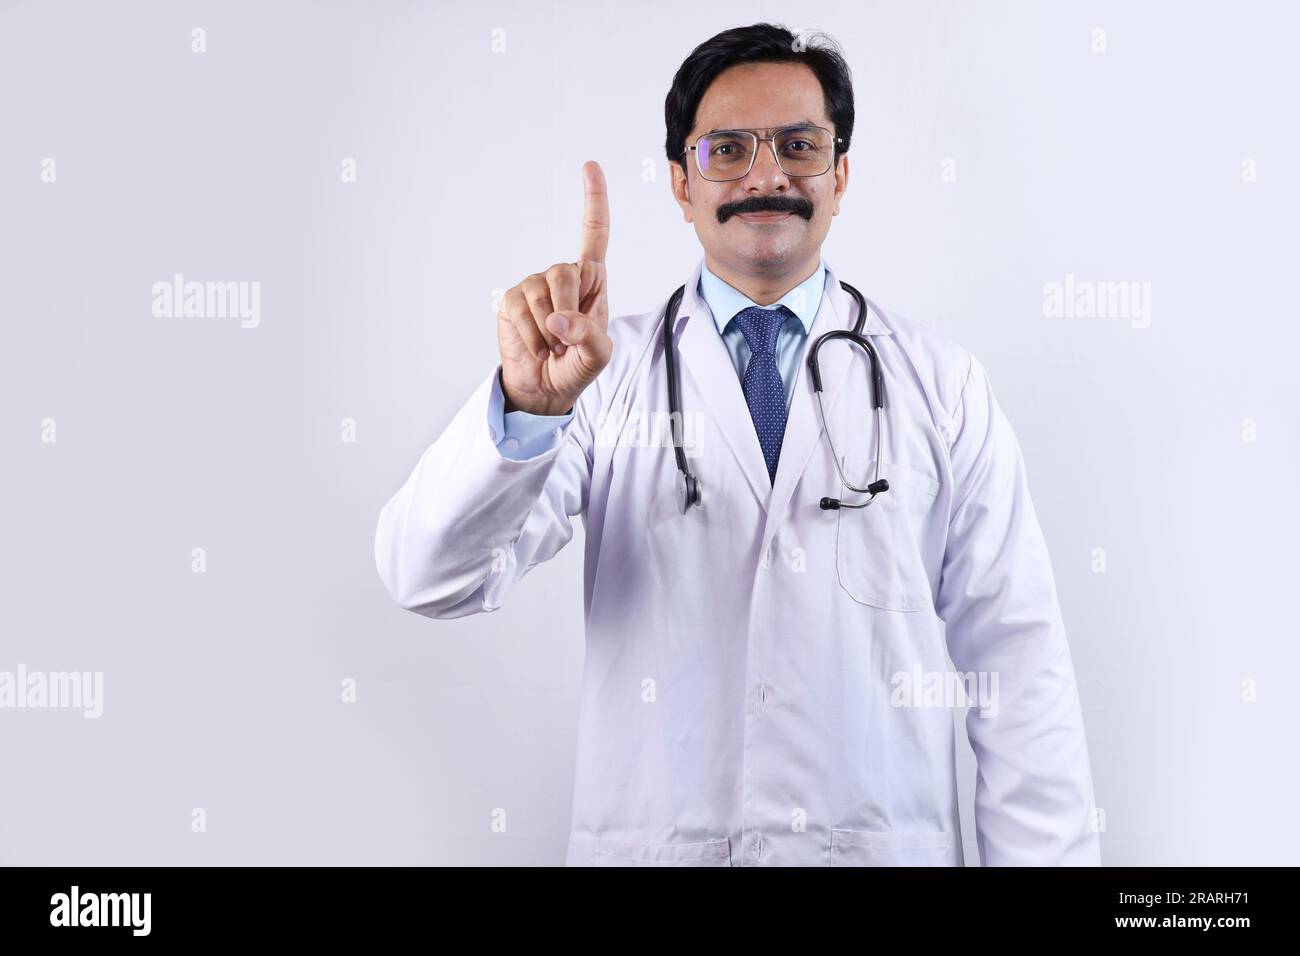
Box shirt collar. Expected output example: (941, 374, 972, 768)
(697, 256, 825, 337)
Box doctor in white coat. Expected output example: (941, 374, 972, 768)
(375, 23, 1100, 866)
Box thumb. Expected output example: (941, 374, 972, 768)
(546, 309, 612, 369)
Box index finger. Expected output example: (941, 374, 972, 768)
(578, 160, 609, 265)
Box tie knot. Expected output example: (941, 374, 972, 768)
(732, 305, 792, 356)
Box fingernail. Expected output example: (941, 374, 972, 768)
(536, 347, 550, 362)
(549, 313, 569, 336)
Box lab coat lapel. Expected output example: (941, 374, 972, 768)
(762, 261, 893, 552)
(674, 261, 773, 514)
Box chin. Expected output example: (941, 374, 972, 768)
(739, 241, 802, 269)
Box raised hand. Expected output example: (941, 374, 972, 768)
(497, 161, 612, 416)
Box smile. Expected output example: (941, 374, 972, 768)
(734, 211, 795, 223)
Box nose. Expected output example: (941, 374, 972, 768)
(742, 137, 789, 190)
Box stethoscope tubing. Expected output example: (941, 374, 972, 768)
(661, 278, 888, 512)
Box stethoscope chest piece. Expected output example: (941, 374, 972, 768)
(677, 467, 701, 514)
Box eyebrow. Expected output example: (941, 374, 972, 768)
(699, 118, 822, 136)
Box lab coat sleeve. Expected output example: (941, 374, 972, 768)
(374, 364, 591, 619)
(934, 353, 1101, 866)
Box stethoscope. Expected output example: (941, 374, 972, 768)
(662, 278, 890, 514)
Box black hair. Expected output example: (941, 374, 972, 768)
(664, 23, 855, 174)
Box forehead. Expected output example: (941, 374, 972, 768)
(691, 61, 830, 134)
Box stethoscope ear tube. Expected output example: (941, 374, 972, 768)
(810, 282, 889, 510)
(662, 285, 699, 512)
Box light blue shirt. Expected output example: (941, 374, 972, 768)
(487, 258, 827, 460)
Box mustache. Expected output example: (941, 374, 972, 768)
(717, 195, 813, 223)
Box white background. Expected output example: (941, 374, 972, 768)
(1, 0, 1296, 864)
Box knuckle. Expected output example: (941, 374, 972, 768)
(499, 288, 524, 314)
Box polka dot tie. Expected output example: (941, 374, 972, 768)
(733, 304, 793, 485)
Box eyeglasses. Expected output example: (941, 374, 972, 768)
(681, 124, 843, 182)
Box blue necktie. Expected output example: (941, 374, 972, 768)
(732, 305, 793, 484)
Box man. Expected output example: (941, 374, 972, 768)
(375, 22, 1101, 866)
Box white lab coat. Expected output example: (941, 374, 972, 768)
(375, 257, 1101, 866)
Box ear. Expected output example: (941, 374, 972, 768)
(832, 153, 848, 216)
(670, 161, 694, 223)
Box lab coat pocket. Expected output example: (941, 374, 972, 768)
(591, 837, 733, 866)
(829, 828, 953, 866)
(834, 456, 940, 612)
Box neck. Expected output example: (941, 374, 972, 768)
(704, 254, 820, 306)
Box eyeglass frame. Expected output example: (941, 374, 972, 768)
(679, 124, 846, 182)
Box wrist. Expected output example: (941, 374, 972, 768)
(501, 378, 572, 416)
